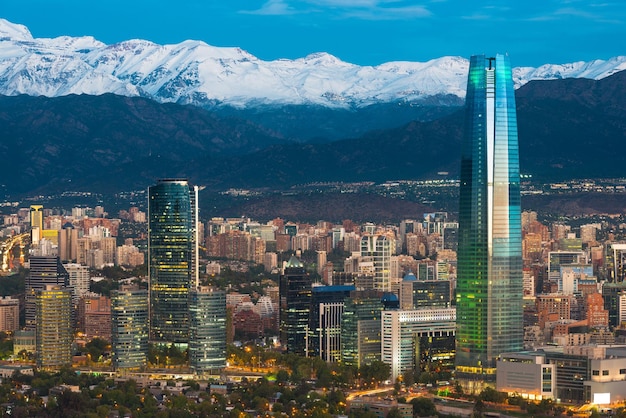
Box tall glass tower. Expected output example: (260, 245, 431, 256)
(455, 54, 523, 390)
(148, 179, 199, 344)
(112, 285, 149, 371)
(189, 286, 227, 375)
(279, 255, 312, 355)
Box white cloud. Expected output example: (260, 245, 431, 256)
(346, 5, 431, 19)
(240, 0, 297, 15)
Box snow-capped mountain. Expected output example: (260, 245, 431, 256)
(1, 19, 626, 109)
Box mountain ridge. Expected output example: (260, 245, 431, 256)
(2, 19, 626, 110)
(1, 69, 625, 197)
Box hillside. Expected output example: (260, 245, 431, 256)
(0, 70, 625, 197)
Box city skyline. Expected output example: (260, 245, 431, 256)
(2, 2, 625, 67)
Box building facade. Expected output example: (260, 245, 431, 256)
(340, 291, 384, 368)
(456, 54, 523, 390)
(148, 179, 198, 344)
(111, 285, 149, 371)
(360, 234, 394, 292)
(382, 308, 456, 381)
(26, 256, 69, 331)
(279, 256, 312, 355)
(189, 286, 227, 375)
(35, 286, 72, 370)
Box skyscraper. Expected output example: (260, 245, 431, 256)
(148, 179, 199, 344)
(26, 256, 70, 331)
(111, 285, 149, 371)
(279, 255, 312, 355)
(360, 234, 394, 292)
(29, 205, 44, 244)
(36, 285, 72, 370)
(189, 286, 227, 375)
(455, 54, 523, 390)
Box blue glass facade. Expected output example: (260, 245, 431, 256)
(148, 179, 198, 344)
(111, 286, 149, 371)
(189, 287, 227, 374)
(456, 54, 523, 387)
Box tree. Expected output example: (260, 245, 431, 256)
(387, 408, 403, 418)
(411, 397, 437, 417)
(359, 361, 390, 387)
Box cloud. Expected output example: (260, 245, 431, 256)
(345, 5, 431, 20)
(239, 0, 298, 15)
(240, 0, 431, 19)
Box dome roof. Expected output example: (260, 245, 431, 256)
(403, 272, 417, 281)
(381, 292, 399, 302)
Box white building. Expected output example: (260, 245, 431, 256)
(63, 263, 91, 299)
(381, 308, 456, 381)
(496, 352, 556, 400)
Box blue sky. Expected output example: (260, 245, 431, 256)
(3, 1, 625, 67)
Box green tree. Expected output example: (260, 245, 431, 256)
(411, 397, 437, 417)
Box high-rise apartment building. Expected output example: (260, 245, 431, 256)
(360, 234, 394, 292)
(0, 297, 19, 332)
(455, 54, 523, 390)
(148, 179, 198, 344)
(64, 263, 91, 300)
(189, 286, 227, 375)
(36, 285, 72, 370)
(111, 285, 149, 371)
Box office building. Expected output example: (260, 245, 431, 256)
(605, 243, 626, 282)
(58, 222, 79, 263)
(456, 54, 523, 391)
(30, 205, 44, 244)
(148, 179, 198, 344)
(496, 352, 556, 400)
(309, 284, 355, 362)
(400, 273, 451, 310)
(382, 308, 456, 381)
(341, 291, 384, 368)
(279, 255, 312, 355)
(36, 286, 72, 370)
(189, 286, 227, 375)
(111, 285, 149, 371)
(26, 256, 69, 331)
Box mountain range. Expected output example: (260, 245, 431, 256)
(1, 18, 626, 212)
(1, 69, 625, 199)
(2, 18, 626, 110)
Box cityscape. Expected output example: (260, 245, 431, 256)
(3, 0, 626, 415)
(0, 50, 625, 418)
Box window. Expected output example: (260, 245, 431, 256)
(620, 369, 626, 375)
(602, 370, 609, 376)
(593, 370, 600, 376)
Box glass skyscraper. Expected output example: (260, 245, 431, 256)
(111, 285, 149, 371)
(455, 54, 523, 390)
(279, 255, 312, 355)
(189, 286, 227, 375)
(148, 179, 199, 344)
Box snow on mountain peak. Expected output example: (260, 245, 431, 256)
(0, 19, 32, 41)
(0, 19, 625, 109)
